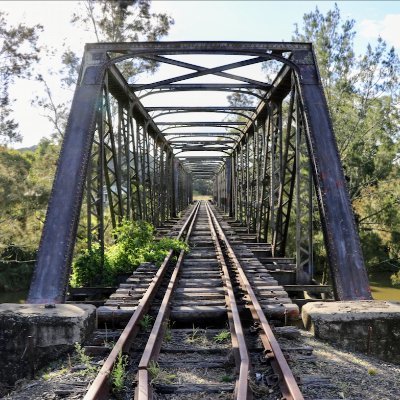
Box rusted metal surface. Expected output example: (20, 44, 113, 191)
(27, 72, 105, 304)
(295, 50, 371, 300)
(137, 202, 200, 400)
(83, 203, 199, 400)
(205, 202, 251, 399)
(29, 40, 370, 304)
(207, 203, 304, 400)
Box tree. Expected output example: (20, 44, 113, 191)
(294, 4, 400, 272)
(67, 0, 173, 81)
(0, 140, 59, 251)
(37, 0, 173, 141)
(0, 12, 42, 145)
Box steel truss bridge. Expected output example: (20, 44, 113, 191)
(28, 41, 372, 304)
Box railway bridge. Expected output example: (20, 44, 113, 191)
(28, 41, 371, 304)
(6, 42, 400, 400)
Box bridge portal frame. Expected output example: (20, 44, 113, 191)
(28, 41, 371, 303)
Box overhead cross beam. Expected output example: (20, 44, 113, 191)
(158, 121, 247, 126)
(147, 106, 257, 111)
(133, 55, 269, 91)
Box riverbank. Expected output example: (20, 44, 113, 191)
(369, 271, 400, 301)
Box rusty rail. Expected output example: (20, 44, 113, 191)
(205, 202, 251, 399)
(84, 202, 200, 400)
(206, 202, 304, 400)
(136, 201, 200, 400)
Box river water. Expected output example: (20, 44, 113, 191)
(369, 271, 400, 301)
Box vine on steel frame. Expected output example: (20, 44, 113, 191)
(28, 41, 371, 303)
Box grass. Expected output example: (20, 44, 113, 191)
(111, 351, 128, 392)
(220, 375, 234, 382)
(214, 330, 230, 343)
(148, 360, 176, 384)
(42, 367, 69, 381)
(74, 342, 96, 373)
(140, 314, 154, 331)
(185, 325, 201, 344)
(164, 320, 174, 342)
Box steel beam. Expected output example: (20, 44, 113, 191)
(28, 58, 106, 304)
(295, 50, 371, 300)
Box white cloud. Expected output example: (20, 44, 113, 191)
(359, 14, 400, 49)
(359, 20, 380, 38)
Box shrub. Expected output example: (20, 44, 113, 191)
(0, 245, 36, 291)
(71, 219, 189, 287)
(390, 271, 400, 287)
(70, 243, 113, 287)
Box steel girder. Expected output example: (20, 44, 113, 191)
(28, 41, 371, 303)
(28, 53, 191, 303)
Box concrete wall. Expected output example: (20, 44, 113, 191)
(0, 303, 96, 388)
(302, 301, 400, 364)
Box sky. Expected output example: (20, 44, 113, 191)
(1, 0, 399, 148)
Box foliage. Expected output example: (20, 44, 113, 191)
(293, 4, 400, 274)
(140, 314, 154, 331)
(391, 271, 400, 287)
(0, 141, 59, 293)
(148, 360, 160, 382)
(111, 351, 128, 393)
(74, 342, 96, 372)
(69, 0, 173, 80)
(32, 76, 69, 140)
(213, 330, 230, 343)
(148, 360, 176, 385)
(221, 375, 234, 383)
(70, 219, 188, 287)
(193, 179, 213, 196)
(0, 12, 42, 144)
(0, 141, 59, 253)
(36, 0, 173, 141)
(185, 325, 201, 344)
(0, 245, 36, 291)
(69, 243, 113, 287)
(164, 320, 173, 342)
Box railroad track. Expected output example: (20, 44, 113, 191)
(80, 201, 309, 400)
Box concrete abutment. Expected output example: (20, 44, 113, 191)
(0, 303, 96, 389)
(302, 300, 400, 364)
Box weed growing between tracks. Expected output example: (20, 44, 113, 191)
(213, 330, 230, 343)
(148, 361, 177, 385)
(164, 320, 174, 342)
(111, 351, 128, 394)
(73, 342, 96, 374)
(140, 314, 154, 331)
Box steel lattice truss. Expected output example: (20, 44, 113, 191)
(28, 42, 371, 303)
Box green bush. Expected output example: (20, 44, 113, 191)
(70, 243, 113, 287)
(391, 271, 400, 287)
(106, 220, 156, 275)
(71, 219, 188, 287)
(145, 237, 189, 265)
(0, 245, 36, 292)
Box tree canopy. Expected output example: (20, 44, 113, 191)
(0, 12, 42, 145)
(294, 4, 400, 272)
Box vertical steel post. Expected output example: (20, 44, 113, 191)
(294, 49, 371, 300)
(28, 51, 106, 303)
(226, 157, 233, 217)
